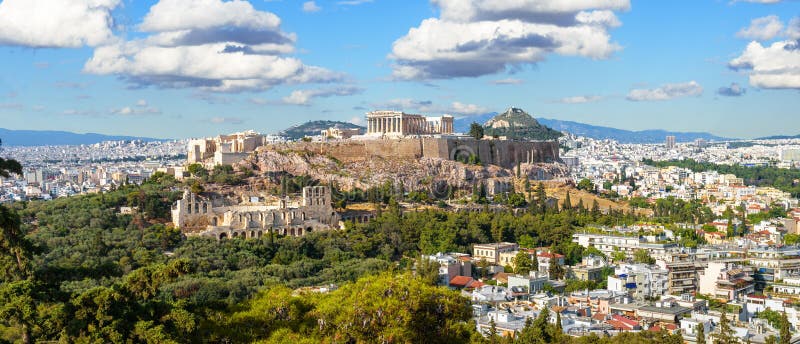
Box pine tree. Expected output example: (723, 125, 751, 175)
(555, 311, 563, 332)
(591, 199, 600, 217)
(536, 182, 547, 213)
(488, 318, 499, 344)
(563, 191, 572, 211)
(532, 307, 551, 343)
(715, 307, 738, 344)
(697, 322, 706, 344)
(780, 312, 790, 344)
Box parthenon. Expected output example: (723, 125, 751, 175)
(366, 111, 454, 136)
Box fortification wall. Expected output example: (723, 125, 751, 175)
(262, 138, 559, 168)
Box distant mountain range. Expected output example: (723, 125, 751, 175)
(279, 120, 364, 140)
(0, 128, 161, 147)
(755, 134, 800, 140)
(455, 114, 732, 143)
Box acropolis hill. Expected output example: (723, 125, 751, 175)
(186, 108, 566, 195)
(263, 136, 559, 170)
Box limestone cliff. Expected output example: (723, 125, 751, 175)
(236, 141, 567, 195)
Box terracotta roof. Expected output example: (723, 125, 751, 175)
(607, 320, 629, 331)
(611, 315, 638, 329)
(470, 281, 485, 289)
(449, 276, 473, 288)
(592, 313, 608, 321)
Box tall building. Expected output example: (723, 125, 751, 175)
(665, 135, 676, 149)
(694, 138, 707, 148)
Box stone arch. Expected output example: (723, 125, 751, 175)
(232, 232, 239, 238)
(306, 227, 313, 234)
(212, 217, 218, 226)
(250, 230, 255, 238)
(219, 233, 228, 240)
(257, 230, 263, 238)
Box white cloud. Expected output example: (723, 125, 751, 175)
(110, 99, 161, 116)
(0, 103, 23, 110)
(84, 0, 343, 92)
(140, 0, 280, 32)
(349, 116, 364, 125)
(372, 99, 488, 116)
(338, 0, 373, 5)
(787, 17, 800, 39)
(0, 0, 119, 48)
(209, 116, 244, 124)
(734, 0, 783, 3)
(729, 40, 800, 89)
(282, 86, 363, 105)
(390, 0, 629, 80)
(491, 78, 524, 85)
(449, 102, 488, 115)
(737, 15, 784, 41)
(717, 82, 747, 96)
(62, 109, 98, 116)
(302, 1, 322, 12)
(557, 95, 603, 103)
(626, 81, 703, 101)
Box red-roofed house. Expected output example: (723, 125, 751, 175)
(537, 252, 565, 276)
(449, 276, 474, 289)
(609, 315, 640, 331)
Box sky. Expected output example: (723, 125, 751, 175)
(0, 0, 799, 140)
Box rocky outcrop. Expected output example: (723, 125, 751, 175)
(238, 145, 567, 195)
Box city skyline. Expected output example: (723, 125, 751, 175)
(1, 0, 799, 139)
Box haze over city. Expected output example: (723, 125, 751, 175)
(1, 0, 799, 139)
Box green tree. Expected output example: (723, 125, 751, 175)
(611, 250, 627, 263)
(697, 322, 706, 344)
(715, 307, 738, 344)
(514, 251, 533, 275)
(314, 272, 473, 344)
(633, 249, 656, 265)
(518, 234, 536, 249)
(780, 312, 790, 344)
(469, 122, 485, 140)
(548, 261, 565, 280)
(0, 146, 37, 344)
(562, 191, 572, 211)
(577, 179, 594, 192)
(186, 163, 208, 178)
(190, 180, 205, 194)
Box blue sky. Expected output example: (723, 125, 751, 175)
(0, 0, 798, 139)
